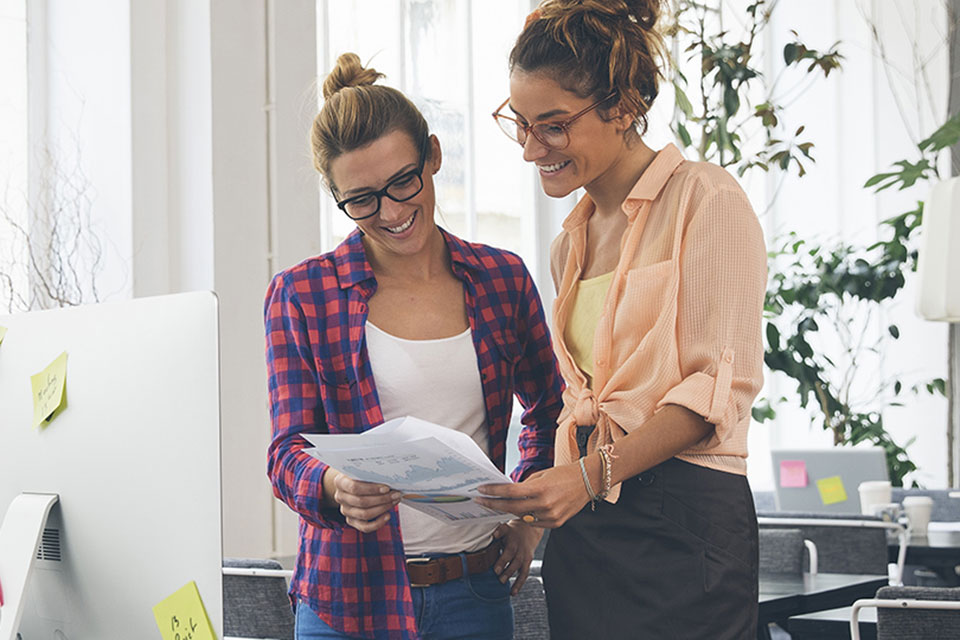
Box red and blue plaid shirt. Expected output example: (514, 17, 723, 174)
(264, 228, 563, 640)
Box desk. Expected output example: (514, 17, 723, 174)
(759, 572, 887, 627)
(788, 606, 877, 639)
(888, 534, 960, 585)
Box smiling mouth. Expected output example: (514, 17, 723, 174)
(384, 211, 416, 234)
(538, 160, 571, 174)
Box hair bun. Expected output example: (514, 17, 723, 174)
(538, 0, 660, 29)
(322, 52, 384, 100)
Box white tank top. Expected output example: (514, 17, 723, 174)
(364, 321, 496, 556)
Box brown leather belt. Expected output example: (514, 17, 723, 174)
(406, 540, 501, 587)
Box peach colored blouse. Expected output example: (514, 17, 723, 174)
(550, 144, 767, 502)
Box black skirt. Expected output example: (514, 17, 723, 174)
(541, 458, 759, 640)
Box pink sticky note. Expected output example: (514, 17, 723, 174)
(779, 460, 808, 488)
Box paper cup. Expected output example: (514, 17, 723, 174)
(902, 496, 933, 535)
(858, 480, 892, 515)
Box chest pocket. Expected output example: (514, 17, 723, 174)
(614, 259, 676, 346)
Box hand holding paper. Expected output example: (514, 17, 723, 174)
(327, 471, 403, 533)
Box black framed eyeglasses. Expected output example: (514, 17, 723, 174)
(334, 141, 428, 220)
(491, 92, 617, 150)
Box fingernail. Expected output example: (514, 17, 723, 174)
(391, 492, 402, 501)
(380, 486, 389, 494)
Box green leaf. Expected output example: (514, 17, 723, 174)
(766, 322, 780, 349)
(919, 111, 960, 153)
(892, 159, 933, 189)
(930, 378, 947, 396)
(724, 85, 740, 117)
(674, 83, 694, 118)
(677, 122, 692, 148)
(864, 172, 896, 188)
(783, 42, 798, 65)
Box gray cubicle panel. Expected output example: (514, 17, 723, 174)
(0, 292, 223, 639)
(772, 447, 889, 514)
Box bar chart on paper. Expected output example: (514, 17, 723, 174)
(302, 416, 515, 523)
(332, 440, 495, 494)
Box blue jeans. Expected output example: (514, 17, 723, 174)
(295, 559, 513, 639)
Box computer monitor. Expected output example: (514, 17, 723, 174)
(771, 447, 890, 514)
(0, 292, 223, 639)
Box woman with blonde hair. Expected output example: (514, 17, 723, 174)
(265, 53, 563, 639)
(478, 1, 767, 637)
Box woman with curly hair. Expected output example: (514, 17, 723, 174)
(478, 1, 767, 637)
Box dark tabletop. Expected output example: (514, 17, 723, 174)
(759, 572, 888, 624)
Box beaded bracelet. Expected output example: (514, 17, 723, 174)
(579, 456, 599, 508)
(596, 444, 619, 500)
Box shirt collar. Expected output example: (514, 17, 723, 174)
(332, 227, 483, 290)
(562, 143, 685, 231)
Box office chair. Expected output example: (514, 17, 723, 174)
(758, 529, 818, 640)
(758, 514, 906, 584)
(759, 528, 818, 574)
(850, 586, 960, 640)
(222, 557, 295, 640)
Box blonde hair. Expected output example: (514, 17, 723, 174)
(311, 53, 430, 193)
(511, 0, 665, 135)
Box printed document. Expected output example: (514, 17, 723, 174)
(302, 416, 514, 524)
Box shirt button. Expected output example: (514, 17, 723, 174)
(596, 358, 605, 367)
(723, 352, 734, 364)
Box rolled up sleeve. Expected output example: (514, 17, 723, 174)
(656, 184, 767, 446)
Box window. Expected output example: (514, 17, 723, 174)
(316, 0, 541, 273)
(0, 0, 28, 311)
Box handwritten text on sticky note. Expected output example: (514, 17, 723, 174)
(31, 351, 68, 428)
(152, 581, 216, 640)
(779, 460, 808, 488)
(816, 476, 848, 505)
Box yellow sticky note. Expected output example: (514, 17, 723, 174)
(0, 326, 7, 345)
(31, 351, 68, 428)
(152, 581, 217, 640)
(816, 475, 848, 505)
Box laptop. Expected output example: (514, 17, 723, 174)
(771, 447, 889, 514)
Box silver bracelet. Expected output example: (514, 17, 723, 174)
(579, 456, 598, 506)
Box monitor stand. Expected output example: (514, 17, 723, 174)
(0, 492, 60, 640)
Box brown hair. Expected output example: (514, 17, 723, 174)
(311, 53, 430, 193)
(510, 0, 665, 136)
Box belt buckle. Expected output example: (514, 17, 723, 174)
(406, 556, 435, 588)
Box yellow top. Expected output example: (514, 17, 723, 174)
(562, 271, 614, 386)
